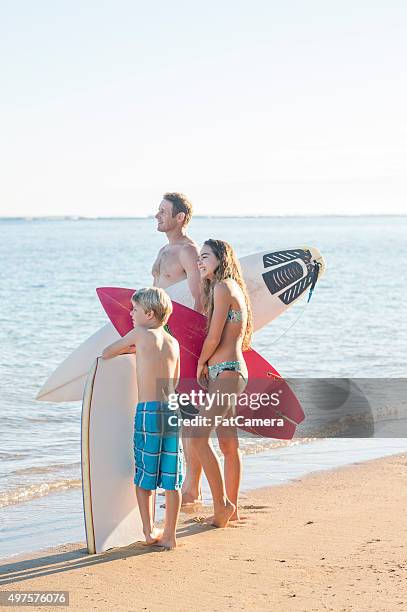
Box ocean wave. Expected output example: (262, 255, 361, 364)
(25, 416, 77, 424)
(10, 462, 80, 477)
(0, 479, 81, 508)
(0, 452, 26, 460)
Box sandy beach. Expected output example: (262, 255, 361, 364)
(1, 452, 406, 612)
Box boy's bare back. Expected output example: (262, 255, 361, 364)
(135, 327, 180, 403)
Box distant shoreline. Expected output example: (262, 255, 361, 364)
(1, 214, 407, 221)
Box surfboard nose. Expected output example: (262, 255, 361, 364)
(307, 246, 327, 276)
(261, 246, 326, 306)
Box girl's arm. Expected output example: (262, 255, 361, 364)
(198, 283, 230, 366)
(102, 328, 139, 360)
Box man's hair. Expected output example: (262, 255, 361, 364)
(163, 192, 193, 226)
(131, 287, 173, 325)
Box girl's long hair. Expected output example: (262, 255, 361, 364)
(201, 239, 253, 351)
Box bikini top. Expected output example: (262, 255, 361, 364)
(227, 307, 243, 323)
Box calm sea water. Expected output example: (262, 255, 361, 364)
(1, 216, 406, 559)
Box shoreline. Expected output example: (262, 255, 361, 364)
(2, 439, 407, 562)
(1, 452, 407, 611)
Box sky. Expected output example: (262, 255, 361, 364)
(0, 1, 406, 217)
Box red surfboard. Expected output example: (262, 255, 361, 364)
(96, 287, 304, 439)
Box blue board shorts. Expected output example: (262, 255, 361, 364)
(133, 400, 184, 491)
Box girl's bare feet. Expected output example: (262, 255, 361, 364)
(201, 510, 247, 524)
(212, 500, 235, 528)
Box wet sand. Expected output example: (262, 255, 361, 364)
(1, 453, 406, 611)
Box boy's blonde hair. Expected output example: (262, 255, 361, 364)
(131, 287, 173, 325)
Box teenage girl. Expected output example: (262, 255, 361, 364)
(193, 239, 253, 527)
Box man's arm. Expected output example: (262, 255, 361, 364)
(102, 328, 139, 360)
(151, 249, 162, 287)
(174, 351, 180, 391)
(179, 244, 203, 312)
(151, 247, 164, 287)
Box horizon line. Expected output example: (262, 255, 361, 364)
(1, 213, 407, 221)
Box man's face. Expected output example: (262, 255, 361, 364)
(155, 199, 178, 233)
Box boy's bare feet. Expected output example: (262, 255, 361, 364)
(212, 500, 235, 528)
(154, 533, 177, 549)
(142, 527, 163, 546)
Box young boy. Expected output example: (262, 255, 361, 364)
(102, 287, 183, 549)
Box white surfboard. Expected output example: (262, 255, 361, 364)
(38, 246, 325, 402)
(82, 355, 143, 554)
(82, 246, 325, 554)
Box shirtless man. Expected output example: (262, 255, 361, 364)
(152, 193, 202, 308)
(152, 192, 203, 504)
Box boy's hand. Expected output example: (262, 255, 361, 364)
(124, 345, 137, 354)
(102, 328, 139, 359)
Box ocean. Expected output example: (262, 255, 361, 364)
(1, 215, 406, 559)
